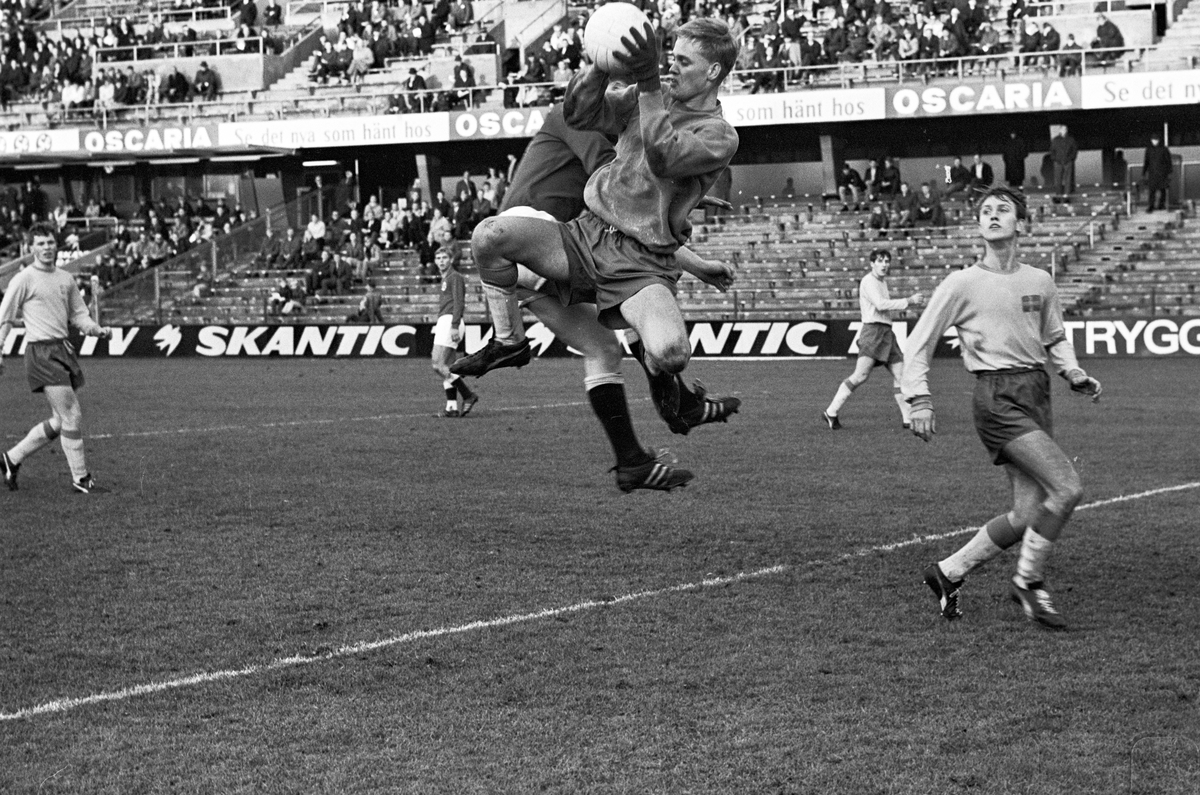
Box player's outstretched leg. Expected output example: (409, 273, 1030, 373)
(630, 336, 740, 434)
(452, 215, 567, 377)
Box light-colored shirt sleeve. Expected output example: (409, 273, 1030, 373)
(859, 273, 909, 324)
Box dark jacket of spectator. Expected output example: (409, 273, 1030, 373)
(1143, 139, 1172, 189)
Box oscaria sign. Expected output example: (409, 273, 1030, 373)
(83, 125, 217, 152)
(887, 79, 1078, 117)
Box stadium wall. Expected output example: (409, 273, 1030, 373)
(6, 319, 1196, 359)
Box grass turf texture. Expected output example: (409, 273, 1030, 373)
(1, 356, 1198, 794)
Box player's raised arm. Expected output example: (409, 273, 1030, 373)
(563, 65, 637, 136)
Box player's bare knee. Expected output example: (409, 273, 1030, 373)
(657, 342, 690, 374)
(472, 217, 506, 259)
(1051, 476, 1084, 515)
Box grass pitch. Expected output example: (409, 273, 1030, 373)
(1, 356, 1198, 794)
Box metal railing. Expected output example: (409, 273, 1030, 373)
(97, 185, 336, 325)
(44, 6, 233, 34)
(727, 44, 1151, 90)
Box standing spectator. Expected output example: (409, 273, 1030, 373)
(1049, 125, 1077, 199)
(1142, 133, 1172, 212)
(454, 170, 477, 203)
(1003, 131, 1029, 188)
(263, 0, 283, 26)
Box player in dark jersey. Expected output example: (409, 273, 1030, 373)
(463, 101, 740, 491)
(430, 246, 478, 417)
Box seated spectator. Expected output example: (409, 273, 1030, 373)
(824, 17, 849, 63)
(347, 281, 384, 323)
(268, 278, 292, 315)
(144, 231, 174, 266)
(969, 154, 994, 191)
(451, 62, 477, 108)
(973, 21, 1002, 67)
(1039, 23, 1061, 69)
(338, 231, 368, 281)
(254, 227, 283, 270)
(348, 36, 374, 84)
(914, 182, 946, 227)
(877, 157, 901, 201)
(403, 67, 428, 112)
(280, 227, 303, 267)
(841, 22, 870, 62)
(897, 27, 920, 68)
(1019, 20, 1041, 67)
(1091, 14, 1125, 65)
(869, 15, 898, 61)
(868, 203, 890, 235)
(1059, 34, 1083, 76)
(893, 182, 919, 228)
(193, 62, 219, 101)
(944, 156, 972, 196)
(159, 66, 190, 104)
(837, 162, 866, 211)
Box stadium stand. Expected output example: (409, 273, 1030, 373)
(89, 181, 1200, 327)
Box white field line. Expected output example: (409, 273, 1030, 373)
(2, 481, 1196, 722)
(81, 400, 593, 440)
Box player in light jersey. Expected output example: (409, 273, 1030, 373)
(475, 104, 739, 489)
(0, 222, 114, 493)
(430, 246, 478, 417)
(453, 18, 741, 491)
(821, 248, 924, 430)
(902, 187, 1102, 629)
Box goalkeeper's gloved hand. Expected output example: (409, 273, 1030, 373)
(614, 22, 662, 90)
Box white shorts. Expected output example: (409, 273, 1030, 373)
(433, 314, 464, 349)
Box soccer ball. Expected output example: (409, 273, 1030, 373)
(584, 2, 651, 77)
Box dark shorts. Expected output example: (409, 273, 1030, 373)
(549, 211, 681, 330)
(972, 368, 1052, 465)
(857, 322, 903, 367)
(25, 338, 84, 393)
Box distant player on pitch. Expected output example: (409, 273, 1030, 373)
(903, 187, 1102, 630)
(822, 247, 923, 430)
(0, 222, 113, 493)
(430, 246, 479, 418)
